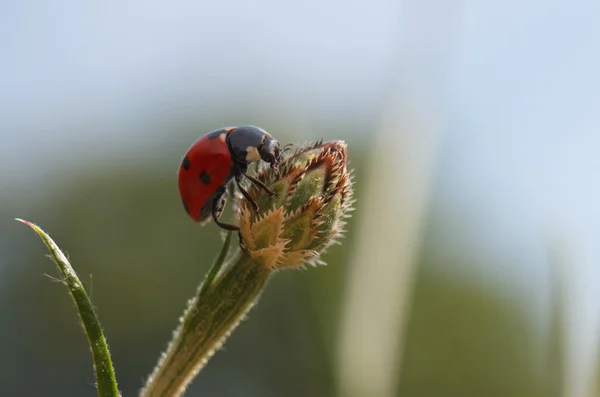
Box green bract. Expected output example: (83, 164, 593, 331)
(239, 140, 354, 270)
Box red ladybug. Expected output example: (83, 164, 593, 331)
(178, 125, 282, 231)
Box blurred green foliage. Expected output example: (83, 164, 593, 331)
(0, 128, 588, 397)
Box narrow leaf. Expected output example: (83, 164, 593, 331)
(17, 218, 120, 397)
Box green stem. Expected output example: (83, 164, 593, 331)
(140, 247, 272, 397)
(201, 230, 233, 292)
(16, 219, 120, 397)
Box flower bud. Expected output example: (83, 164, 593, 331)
(238, 140, 354, 270)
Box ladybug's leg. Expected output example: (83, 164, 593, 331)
(226, 181, 241, 214)
(211, 188, 239, 232)
(216, 185, 247, 251)
(242, 172, 277, 197)
(234, 176, 260, 214)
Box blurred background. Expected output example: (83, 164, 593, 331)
(2, 0, 599, 396)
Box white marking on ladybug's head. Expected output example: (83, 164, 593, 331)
(245, 146, 261, 162)
(219, 133, 227, 142)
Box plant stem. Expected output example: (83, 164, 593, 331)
(201, 230, 233, 292)
(16, 219, 120, 397)
(140, 249, 272, 397)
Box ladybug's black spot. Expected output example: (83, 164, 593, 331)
(182, 157, 190, 170)
(182, 199, 190, 215)
(199, 171, 211, 185)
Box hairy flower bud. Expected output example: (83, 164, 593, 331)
(238, 140, 354, 270)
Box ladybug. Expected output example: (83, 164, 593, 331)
(178, 125, 282, 231)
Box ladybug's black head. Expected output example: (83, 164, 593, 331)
(259, 135, 281, 169)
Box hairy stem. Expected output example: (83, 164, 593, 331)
(16, 219, 120, 397)
(140, 246, 272, 397)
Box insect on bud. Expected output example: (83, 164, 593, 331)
(238, 140, 354, 270)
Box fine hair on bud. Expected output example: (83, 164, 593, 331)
(238, 140, 354, 270)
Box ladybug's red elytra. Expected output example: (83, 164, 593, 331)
(178, 125, 282, 231)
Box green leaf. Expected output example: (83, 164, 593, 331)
(16, 218, 120, 397)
